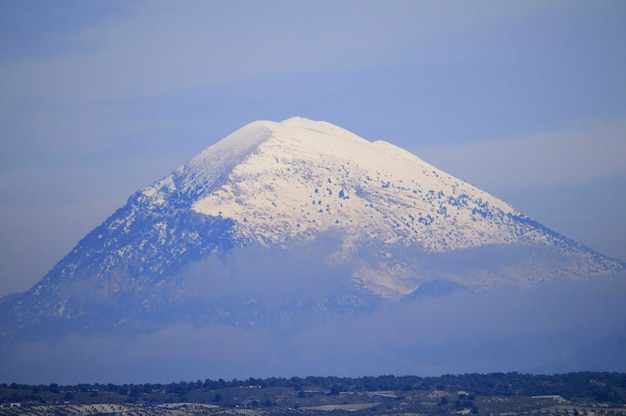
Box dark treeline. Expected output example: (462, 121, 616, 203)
(2, 372, 626, 404)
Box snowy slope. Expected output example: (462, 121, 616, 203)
(136, 117, 623, 298)
(187, 117, 520, 249)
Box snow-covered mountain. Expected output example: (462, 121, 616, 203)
(1, 117, 624, 338)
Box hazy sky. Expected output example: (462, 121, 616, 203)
(1, 0, 626, 295)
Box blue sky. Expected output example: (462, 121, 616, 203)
(1, 0, 625, 295)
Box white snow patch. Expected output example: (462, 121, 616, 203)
(192, 117, 523, 250)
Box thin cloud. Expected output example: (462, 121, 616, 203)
(1, 275, 624, 384)
(415, 117, 626, 190)
(0, 1, 553, 107)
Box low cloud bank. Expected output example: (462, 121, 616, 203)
(175, 236, 351, 303)
(2, 274, 624, 385)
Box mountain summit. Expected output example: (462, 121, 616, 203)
(1, 117, 623, 337)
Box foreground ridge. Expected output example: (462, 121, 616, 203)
(2, 372, 625, 415)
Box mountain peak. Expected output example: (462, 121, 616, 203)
(187, 117, 514, 249)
